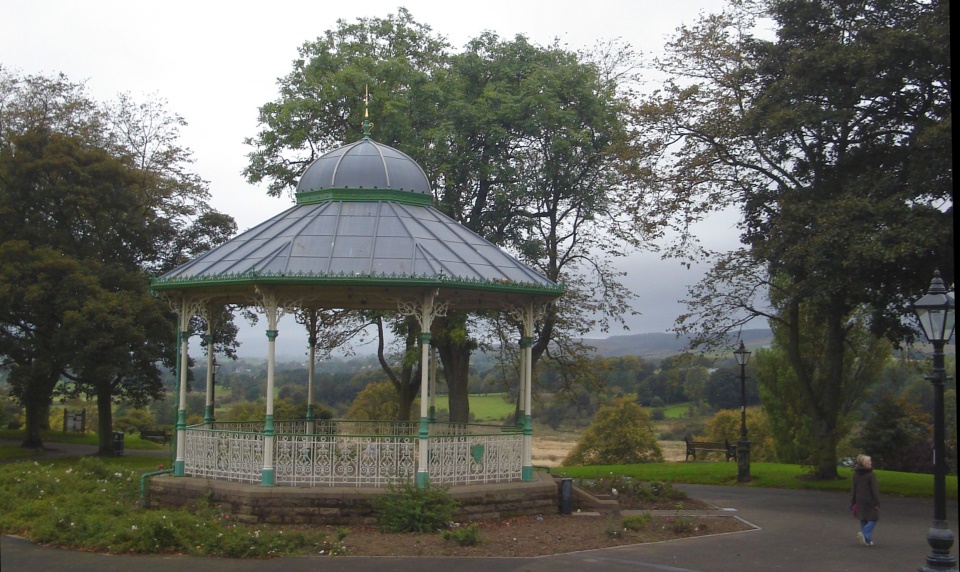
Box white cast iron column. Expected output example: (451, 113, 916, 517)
(520, 304, 536, 481)
(173, 297, 204, 476)
(257, 288, 293, 486)
(416, 291, 436, 488)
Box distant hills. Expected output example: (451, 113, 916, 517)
(237, 324, 773, 361)
(581, 328, 773, 358)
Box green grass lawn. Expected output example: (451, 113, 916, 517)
(553, 461, 958, 499)
(432, 393, 515, 422)
(0, 429, 167, 451)
(660, 403, 691, 419)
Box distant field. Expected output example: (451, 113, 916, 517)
(433, 393, 515, 422)
(660, 403, 691, 419)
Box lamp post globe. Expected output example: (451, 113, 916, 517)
(734, 341, 752, 483)
(911, 270, 956, 572)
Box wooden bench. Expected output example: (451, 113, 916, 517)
(684, 436, 737, 461)
(140, 428, 172, 445)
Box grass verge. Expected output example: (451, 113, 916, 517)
(553, 461, 958, 499)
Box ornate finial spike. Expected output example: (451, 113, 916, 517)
(363, 85, 372, 138)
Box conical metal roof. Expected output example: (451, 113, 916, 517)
(152, 138, 563, 310)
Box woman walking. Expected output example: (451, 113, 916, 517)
(851, 453, 880, 546)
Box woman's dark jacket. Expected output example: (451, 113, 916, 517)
(852, 467, 879, 521)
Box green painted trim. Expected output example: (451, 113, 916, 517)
(140, 468, 174, 507)
(266, 330, 279, 341)
(174, 459, 185, 476)
(419, 332, 431, 344)
(416, 471, 430, 489)
(203, 405, 213, 424)
(520, 336, 535, 348)
(264, 415, 275, 436)
(428, 405, 436, 423)
(306, 404, 314, 421)
(176, 410, 186, 430)
(522, 465, 534, 481)
(151, 271, 565, 297)
(296, 188, 432, 207)
(523, 414, 533, 435)
(418, 417, 429, 439)
(261, 468, 276, 486)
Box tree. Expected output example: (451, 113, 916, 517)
(244, 13, 644, 423)
(703, 408, 776, 462)
(0, 242, 97, 446)
(853, 394, 933, 473)
(706, 366, 759, 411)
(629, 0, 952, 479)
(0, 69, 236, 452)
(346, 381, 416, 421)
(563, 397, 663, 466)
(752, 311, 890, 470)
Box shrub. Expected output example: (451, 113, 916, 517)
(563, 398, 663, 466)
(373, 481, 458, 533)
(441, 522, 481, 546)
(622, 512, 652, 531)
(0, 457, 333, 557)
(701, 408, 776, 462)
(671, 502, 692, 533)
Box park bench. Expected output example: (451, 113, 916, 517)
(684, 436, 737, 462)
(140, 428, 172, 445)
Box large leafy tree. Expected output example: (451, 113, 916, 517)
(0, 69, 236, 451)
(244, 11, 641, 422)
(630, 0, 952, 478)
(563, 397, 663, 466)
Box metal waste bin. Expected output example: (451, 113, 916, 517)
(112, 431, 124, 456)
(559, 477, 573, 515)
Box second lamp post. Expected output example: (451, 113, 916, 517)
(734, 341, 752, 483)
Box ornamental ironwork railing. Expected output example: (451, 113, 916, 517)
(183, 420, 523, 487)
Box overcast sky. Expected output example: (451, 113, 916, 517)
(4, 0, 749, 356)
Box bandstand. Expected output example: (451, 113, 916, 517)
(147, 123, 565, 522)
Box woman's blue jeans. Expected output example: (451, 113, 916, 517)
(860, 519, 877, 543)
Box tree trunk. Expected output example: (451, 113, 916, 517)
(433, 313, 475, 424)
(397, 367, 418, 421)
(21, 401, 46, 449)
(812, 418, 841, 479)
(96, 386, 115, 456)
(810, 309, 846, 480)
(38, 403, 51, 430)
(377, 316, 420, 421)
(444, 354, 471, 423)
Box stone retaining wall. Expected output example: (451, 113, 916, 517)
(147, 471, 559, 525)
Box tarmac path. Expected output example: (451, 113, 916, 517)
(1, 442, 956, 571)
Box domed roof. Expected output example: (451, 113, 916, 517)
(296, 137, 431, 195)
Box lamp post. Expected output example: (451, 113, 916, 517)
(734, 340, 752, 483)
(210, 357, 220, 423)
(910, 270, 956, 572)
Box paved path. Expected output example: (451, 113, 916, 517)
(1, 445, 957, 571)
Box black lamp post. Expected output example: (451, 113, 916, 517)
(734, 340, 752, 483)
(911, 270, 956, 572)
(209, 357, 221, 423)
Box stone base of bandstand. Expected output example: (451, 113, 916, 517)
(147, 471, 559, 525)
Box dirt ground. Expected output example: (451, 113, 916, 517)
(329, 507, 750, 557)
(328, 515, 750, 557)
(326, 440, 747, 558)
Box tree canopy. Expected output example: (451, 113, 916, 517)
(630, 0, 952, 478)
(0, 68, 236, 451)
(243, 10, 644, 421)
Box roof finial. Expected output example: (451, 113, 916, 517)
(363, 85, 373, 139)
